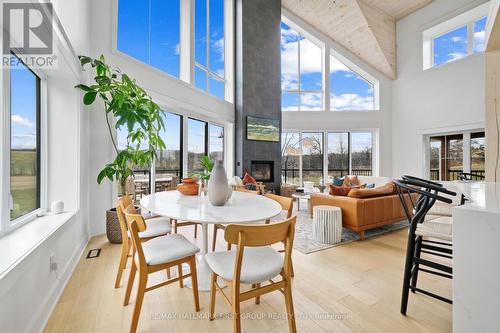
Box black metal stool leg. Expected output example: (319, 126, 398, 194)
(411, 236, 423, 293)
(401, 233, 416, 315)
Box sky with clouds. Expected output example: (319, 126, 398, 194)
(11, 58, 37, 150)
(280, 22, 374, 111)
(433, 16, 486, 66)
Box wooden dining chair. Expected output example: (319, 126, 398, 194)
(206, 216, 297, 333)
(211, 187, 259, 252)
(263, 193, 293, 222)
(114, 196, 172, 289)
(263, 193, 295, 277)
(124, 205, 201, 333)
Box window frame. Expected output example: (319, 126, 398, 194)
(115, 111, 227, 195)
(281, 129, 376, 185)
(193, 0, 226, 97)
(1, 52, 48, 236)
(281, 20, 325, 112)
(280, 16, 379, 112)
(113, 0, 233, 102)
(422, 2, 489, 70)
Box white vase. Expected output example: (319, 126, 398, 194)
(208, 161, 229, 206)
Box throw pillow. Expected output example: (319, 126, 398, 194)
(342, 175, 360, 187)
(366, 183, 375, 189)
(329, 185, 352, 196)
(348, 182, 395, 198)
(333, 176, 344, 186)
(242, 173, 256, 185)
(245, 183, 257, 191)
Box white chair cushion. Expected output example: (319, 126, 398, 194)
(205, 246, 284, 284)
(416, 216, 453, 241)
(128, 217, 171, 239)
(138, 234, 200, 265)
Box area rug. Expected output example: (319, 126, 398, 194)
(290, 209, 409, 254)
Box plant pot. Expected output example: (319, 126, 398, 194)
(178, 177, 199, 195)
(106, 208, 122, 244)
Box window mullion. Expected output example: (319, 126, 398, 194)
(206, 0, 210, 91)
(148, 0, 152, 64)
(467, 21, 474, 55)
(324, 48, 330, 112)
(297, 35, 301, 112)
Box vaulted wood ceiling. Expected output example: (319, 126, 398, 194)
(282, 0, 433, 79)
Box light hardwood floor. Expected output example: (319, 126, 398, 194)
(44, 226, 452, 333)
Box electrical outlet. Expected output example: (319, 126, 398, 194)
(49, 254, 58, 272)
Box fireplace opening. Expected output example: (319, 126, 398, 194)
(250, 161, 274, 182)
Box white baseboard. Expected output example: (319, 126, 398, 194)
(31, 236, 89, 333)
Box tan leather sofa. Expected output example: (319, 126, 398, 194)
(310, 183, 416, 240)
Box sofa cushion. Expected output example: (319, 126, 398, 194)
(347, 182, 396, 198)
(329, 185, 352, 196)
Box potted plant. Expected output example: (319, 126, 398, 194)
(193, 155, 214, 194)
(75, 55, 166, 242)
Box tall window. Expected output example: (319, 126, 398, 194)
(153, 112, 183, 192)
(470, 132, 485, 178)
(429, 135, 463, 181)
(281, 132, 301, 185)
(10, 54, 41, 221)
(117, 0, 181, 78)
(281, 22, 323, 111)
(195, 0, 225, 99)
(327, 132, 349, 177)
(330, 56, 374, 111)
(351, 132, 373, 176)
(187, 118, 208, 174)
(209, 124, 224, 162)
(302, 132, 323, 183)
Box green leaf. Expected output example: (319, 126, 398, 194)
(83, 91, 97, 105)
(74, 84, 93, 92)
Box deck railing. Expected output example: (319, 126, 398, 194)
(430, 169, 485, 181)
(281, 168, 372, 184)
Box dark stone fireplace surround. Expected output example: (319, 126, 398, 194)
(234, 0, 282, 192)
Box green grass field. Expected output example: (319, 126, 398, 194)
(11, 150, 37, 220)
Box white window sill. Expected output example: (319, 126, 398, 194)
(0, 211, 78, 280)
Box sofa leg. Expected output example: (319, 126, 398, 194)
(359, 231, 365, 241)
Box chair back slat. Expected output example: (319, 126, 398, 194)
(225, 216, 296, 247)
(264, 193, 293, 219)
(124, 205, 148, 267)
(116, 196, 134, 235)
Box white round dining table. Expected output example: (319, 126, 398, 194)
(140, 190, 282, 291)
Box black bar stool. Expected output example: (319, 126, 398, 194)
(393, 176, 458, 315)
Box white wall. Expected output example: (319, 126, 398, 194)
(392, 0, 488, 178)
(0, 2, 91, 332)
